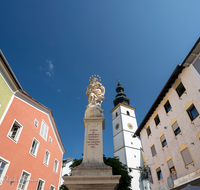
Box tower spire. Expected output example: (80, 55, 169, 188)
(113, 80, 130, 107)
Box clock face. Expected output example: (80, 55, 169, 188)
(115, 123, 119, 130)
(127, 123, 133, 130)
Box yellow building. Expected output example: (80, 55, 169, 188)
(0, 50, 21, 123)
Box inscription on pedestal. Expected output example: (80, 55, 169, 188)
(87, 129, 100, 148)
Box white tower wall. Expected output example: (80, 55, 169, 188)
(112, 104, 143, 190)
(114, 148, 127, 165)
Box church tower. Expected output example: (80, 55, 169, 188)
(110, 81, 143, 190)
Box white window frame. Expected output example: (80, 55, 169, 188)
(36, 178, 45, 190)
(7, 119, 23, 143)
(49, 136, 52, 144)
(29, 138, 40, 157)
(34, 119, 39, 128)
(50, 185, 55, 190)
(43, 150, 50, 167)
(53, 159, 59, 173)
(40, 120, 49, 141)
(0, 156, 10, 185)
(17, 170, 31, 190)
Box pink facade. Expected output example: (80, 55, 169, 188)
(0, 51, 65, 190)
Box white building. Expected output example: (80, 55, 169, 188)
(111, 81, 148, 190)
(134, 37, 200, 190)
(60, 158, 74, 186)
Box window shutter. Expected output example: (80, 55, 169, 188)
(172, 122, 179, 131)
(156, 167, 161, 173)
(41, 123, 45, 137)
(160, 135, 165, 142)
(167, 159, 173, 168)
(151, 145, 156, 156)
(181, 148, 193, 166)
(40, 121, 49, 140)
(44, 124, 48, 140)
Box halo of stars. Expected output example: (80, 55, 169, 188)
(89, 75, 101, 84)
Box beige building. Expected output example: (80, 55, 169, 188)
(134, 38, 200, 190)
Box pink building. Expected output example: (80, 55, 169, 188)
(0, 50, 66, 190)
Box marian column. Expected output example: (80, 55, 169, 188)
(63, 75, 121, 190)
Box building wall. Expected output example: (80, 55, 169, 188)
(140, 63, 200, 190)
(0, 68, 13, 121)
(112, 104, 143, 190)
(0, 96, 63, 190)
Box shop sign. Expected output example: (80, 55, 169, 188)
(174, 168, 200, 188)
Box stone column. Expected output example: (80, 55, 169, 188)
(63, 76, 121, 190)
(72, 117, 112, 176)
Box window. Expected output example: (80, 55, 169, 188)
(36, 179, 45, 190)
(180, 147, 194, 166)
(154, 114, 160, 126)
(8, 120, 23, 143)
(150, 144, 157, 157)
(167, 159, 176, 174)
(193, 57, 200, 74)
(116, 112, 118, 117)
(40, 120, 49, 141)
(160, 135, 167, 148)
(166, 156, 177, 180)
(146, 126, 151, 137)
(0, 161, 6, 179)
(127, 111, 130, 116)
(53, 159, 59, 173)
(49, 136, 52, 144)
(34, 119, 39, 128)
(0, 157, 10, 185)
(43, 150, 50, 166)
(115, 123, 119, 130)
(50, 185, 55, 190)
(156, 167, 163, 181)
(164, 100, 172, 113)
(171, 121, 181, 136)
(17, 171, 30, 190)
(30, 138, 39, 157)
(176, 82, 186, 97)
(186, 104, 199, 121)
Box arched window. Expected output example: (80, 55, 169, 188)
(116, 112, 118, 117)
(127, 111, 130, 116)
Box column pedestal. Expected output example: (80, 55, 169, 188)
(63, 117, 121, 190)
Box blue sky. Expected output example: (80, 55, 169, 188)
(1, 1, 200, 159)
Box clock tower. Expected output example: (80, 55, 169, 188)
(111, 81, 143, 190)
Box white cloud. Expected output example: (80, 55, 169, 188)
(46, 72, 51, 76)
(45, 60, 54, 76)
(48, 61, 54, 71)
